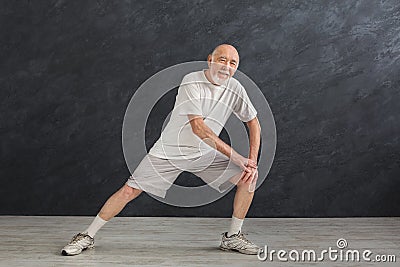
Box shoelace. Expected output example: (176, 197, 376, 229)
(221, 232, 252, 244)
(70, 233, 89, 245)
(237, 232, 253, 245)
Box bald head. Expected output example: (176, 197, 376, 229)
(211, 44, 240, 64)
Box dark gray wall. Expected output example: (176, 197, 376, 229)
(1, 0, 399, 217)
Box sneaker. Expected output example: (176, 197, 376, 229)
(61, 232, 94, 256)
(219, 231, 262, 255)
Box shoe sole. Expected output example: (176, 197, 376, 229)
(61, 244, 95, 256)
(219, 245, 258, 255)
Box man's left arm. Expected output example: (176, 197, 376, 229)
(246, 116, 261, 163)
(240, 116, 261, 184)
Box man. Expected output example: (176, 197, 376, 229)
(61, 44, 262, 256)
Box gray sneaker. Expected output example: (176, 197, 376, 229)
(61, 232, 94, 256)
(219, 231, 262, 255)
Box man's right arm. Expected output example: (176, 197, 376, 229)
(187, 114, 256, 172)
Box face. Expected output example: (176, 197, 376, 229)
(207, 45, 239, 86)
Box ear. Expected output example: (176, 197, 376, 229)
(207, 54, 212, 68)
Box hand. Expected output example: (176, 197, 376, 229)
(231, 152, 257, 173)
(241, 166, 258, 184)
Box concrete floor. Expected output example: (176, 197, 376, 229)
(0, 216, 398, 266)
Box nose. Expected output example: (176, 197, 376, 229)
(220, 63, 229, 70)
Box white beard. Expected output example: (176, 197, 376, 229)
(210, 70, 230, 86)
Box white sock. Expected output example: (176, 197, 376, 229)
(227, 215, 244, 237)
(85, 214, 108, 238)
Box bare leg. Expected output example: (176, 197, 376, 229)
(232, 181, 255, 219)
(98, 184, 143, 221)
(221, 181, 260, 255)
(61, 184, 144, 255)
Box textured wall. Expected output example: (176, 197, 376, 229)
(1, 0, 399, 217)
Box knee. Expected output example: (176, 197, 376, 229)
(120, 184, 143, 200)
(236, 181, 254, 193)
(235, 178, 246, 189)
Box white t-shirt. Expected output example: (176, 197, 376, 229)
(148, 70, 257, 159)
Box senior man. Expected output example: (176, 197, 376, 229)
(62, 44, 262, 256)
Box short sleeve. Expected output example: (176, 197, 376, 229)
(175, 82, 203, 117)
(233, 85, 257, 122)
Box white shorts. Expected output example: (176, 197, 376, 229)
(125, 150, 244, 198)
